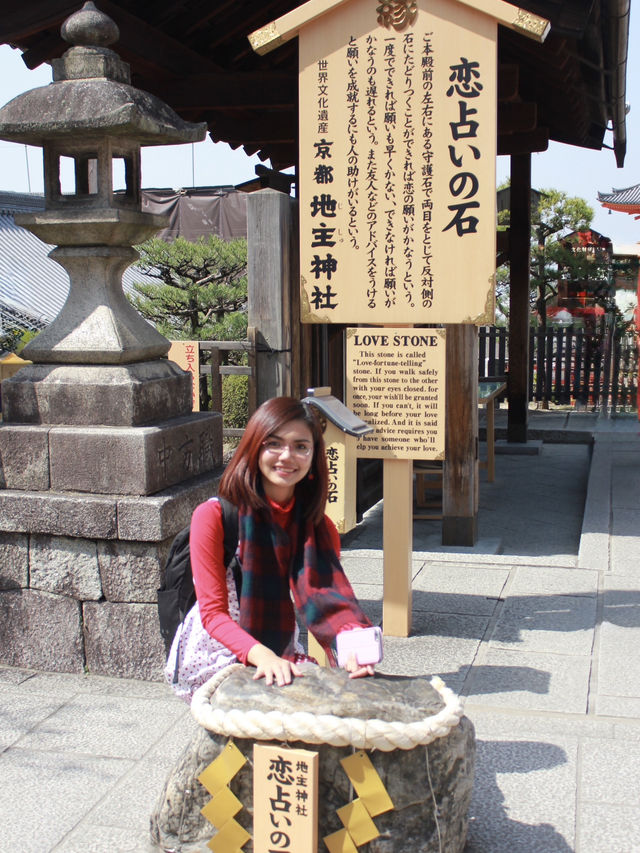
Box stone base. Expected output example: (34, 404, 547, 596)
(151, 667, 476, 852)
(1, 360, 192, 426)
(0, 469, 222, 678)
(0, 412, 222, 495)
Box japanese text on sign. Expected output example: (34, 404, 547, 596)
(253, 745, 319, 853)
(299, 0, 496, 325)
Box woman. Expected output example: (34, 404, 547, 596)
(166, 396, 375, 702)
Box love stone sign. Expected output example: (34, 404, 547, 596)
(251, 0, 548, 326)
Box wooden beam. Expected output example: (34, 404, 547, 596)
(498, 101, 537, 134)
(507, 154, 531, 443)
(98, 0, 222, 77)
(209, 113, 296, 146)
(249, 0, 549, 56)
(498, 64, 519, 102)
(0, 0, 74, 42)
(163, 72, 296, 110)
(498, 128, 549, 155)
(442, 325, 479, 547)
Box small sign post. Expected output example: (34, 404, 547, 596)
(168, 340, 200, 411)
(253, 744, 319, 853)
(346, 327, 446, 635)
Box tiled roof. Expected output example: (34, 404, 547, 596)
(597, 184, 640, 206)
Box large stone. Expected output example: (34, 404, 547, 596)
(30, 534, 102, 600)
(83, 601, 165, 680)
(0, 490, 117, 538)
(0, 589, 84, 672)
(49, 413, 222, 495)
(0, 533, 29, 589)
(116, 470, 222, 541)
(1, 360, 192, 426)
(98, 539, 169, 603)
(151, 667, 475, 852)
(0, 424, 50, 489)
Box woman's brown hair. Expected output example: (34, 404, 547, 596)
(218, 396, 329, 524)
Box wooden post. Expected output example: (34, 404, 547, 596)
(507, 153, 531, 442)
(442, 324, 479, 546)
(382, 458, 413, 637)
(247, 188, 297, 405)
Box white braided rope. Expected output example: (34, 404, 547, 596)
(191, 665, 464, 752)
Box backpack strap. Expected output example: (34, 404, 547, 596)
(217, 496, 241, 598)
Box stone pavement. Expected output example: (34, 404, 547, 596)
(1, 411, 639, 852)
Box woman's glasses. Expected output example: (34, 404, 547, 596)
(261, 438, 313, 458)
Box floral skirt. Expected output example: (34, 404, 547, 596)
(164, 567, 240, 704)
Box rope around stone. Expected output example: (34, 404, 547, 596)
(191, 665, 464, 752)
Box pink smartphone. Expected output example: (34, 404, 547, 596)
(336, 626, 383, 667)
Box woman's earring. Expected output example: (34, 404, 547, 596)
(308, 471, 315, 480)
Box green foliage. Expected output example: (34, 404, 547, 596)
(496, 188, 611, 326)
(0, 327, 40, 354)
(222, 373, 249, 429)
(129, 235, 248, 341)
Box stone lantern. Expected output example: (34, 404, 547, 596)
(0, 3, 224, 679)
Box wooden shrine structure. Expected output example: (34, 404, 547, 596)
(0, 0, 630, 547)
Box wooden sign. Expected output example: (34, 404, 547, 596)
(248, 0, 547, 324)
(168, 340, 200, 411)
(253, 744, 319, 853)
(296, 0, 503, 325)
(346, 327, 446, 458)
(324, 419, 358, 533)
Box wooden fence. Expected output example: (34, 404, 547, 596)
(198, 338, 255, 438)
(479, 324, 638, 412)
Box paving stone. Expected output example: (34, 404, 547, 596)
(466, 736, 576, 853)
(576, 804, 640, 853)
(597, 618, 640, 698)
(596, 695, 640, 719)
(489, 594, 596, 656)
(508, 565, 598, 598)
(579, 740, 640, 805)
(51, 825, 158, 853)
(0, 687, 66, 751)
(412, 563, 509, 615)
(17, 692, 184, 759)
(0, 748, 132, 853)
(464, 649, 591, 713)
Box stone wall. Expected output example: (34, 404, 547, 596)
(0, 469, 222, 680)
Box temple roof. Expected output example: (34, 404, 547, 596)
(598, 184, 640, 211)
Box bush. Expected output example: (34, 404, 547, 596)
(222, 374, 248, 429)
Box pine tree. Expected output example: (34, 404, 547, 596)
(129, 235, 248, 341)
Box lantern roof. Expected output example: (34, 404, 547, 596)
(0, 1, 206, 148)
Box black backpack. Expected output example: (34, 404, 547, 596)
(157, 497, 240, 657)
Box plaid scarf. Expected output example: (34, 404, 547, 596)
(237, 501, 370, 660)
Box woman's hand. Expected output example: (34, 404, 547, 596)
(247, 644, 303, 686)
(344, 652, 375, 679)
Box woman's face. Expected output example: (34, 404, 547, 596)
(258, 418, 314, 504)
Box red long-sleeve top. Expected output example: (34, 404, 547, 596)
(190, 497, 345, 664)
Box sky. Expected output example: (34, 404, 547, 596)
(0, 10, 639, 247)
